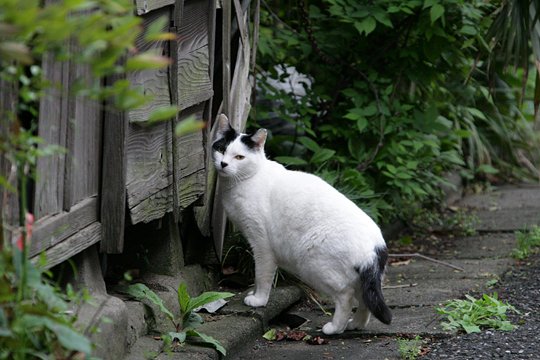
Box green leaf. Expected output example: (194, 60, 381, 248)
(147, 106, 180, 123)
(311, 149, 336, 164)
(430, 4, 444, 23)
(354, 17, 376, 36)
(169, 331, 186, 343)
(117, 283, 174, 322)
(177, 283, 190, 315)
(186, 329, 227, 356)
(175, 116, 206, 137)
(275, 156, 308, 166)
(144, 15, 176, 41)
(262, 328, 277, 340)
(298, 137, 320, 152)
(125, 53, 171, 71)
(357, 117, 368, 132)
(186, 291, 234, 315)
(21, 315, 92, 354)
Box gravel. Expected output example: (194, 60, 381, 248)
(424, 254, 540, 359)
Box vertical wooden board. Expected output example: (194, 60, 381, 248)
(134, 0, 175, 15)
(175, 106, 206, 210)
(176, 0, 214, 110)
(34, 52, 69, 219)
(100, 72, 128, 253)
(64, 60, 102, 209)
(0, 74, 19, 233)
(128, 7, 172, 124)
(125, 121, 172, 223)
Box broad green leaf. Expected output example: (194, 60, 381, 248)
(354, 17, 376, 36)
(275, 156, 308, 166)
(186, 291, 234, 314)
(357, 117, 368, 132)
(311, 149, 336, 164)
(21, 315, 92, 354)
(298, 137, 320, 152)
(430, 4, 444, 23)
(144, 15, 175, 41)
(169, 331, 186, 343)
(126, 53, 171, 71)
(117, 283, 174, 322)
(147, 106, 179, 123)
(186, 329, 227, 356)
(175, 116, 206, 137)
(177, 283, 190, 315)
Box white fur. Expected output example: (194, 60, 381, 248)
(213, 118, 387, 335)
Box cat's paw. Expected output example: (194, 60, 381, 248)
(244, 294, 268, 307)
(346, 319, 364, 331)
(322, 322, 344, 335)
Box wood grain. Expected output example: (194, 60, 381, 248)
(134, 0, 175, 15)
(35, 52, 69, 219)
(176, 0, 213, 110)
(30, 197, 98, 257)
(32, 222, 101, 269)
(128, 7, 172, 124)
(100, 60, 128, 254)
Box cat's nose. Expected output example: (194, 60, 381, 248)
(221, 161, 228, 168)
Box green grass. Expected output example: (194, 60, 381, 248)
(512, 226, 540, 260)
(437, 293, 519, 334)
(397, 335, 423, 360)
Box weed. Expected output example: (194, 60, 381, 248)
(397, 335, 423, 360)
(512, 226, 540, 260)
(437, 293, 519, 334)
(118, 283, 234, 356)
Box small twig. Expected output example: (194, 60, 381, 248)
(389, 253, 465, 272)
(383, 283, 418, 289)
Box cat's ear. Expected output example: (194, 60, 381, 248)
(250, 128, 267, 149)
(215, 113, 233, 139)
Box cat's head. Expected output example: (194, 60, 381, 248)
(212, 114, 267, 179)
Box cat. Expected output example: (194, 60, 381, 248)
(212, 114, 392, 335)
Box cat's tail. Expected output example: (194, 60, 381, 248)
(359, 246, 392, 325)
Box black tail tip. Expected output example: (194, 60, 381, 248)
(375, 305, 392, 325)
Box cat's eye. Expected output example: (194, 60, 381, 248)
(235, 155, 245, 160)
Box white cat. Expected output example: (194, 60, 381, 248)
(212, 114, 392, 335)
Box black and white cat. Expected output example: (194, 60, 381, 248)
(212, 114, 392, 335)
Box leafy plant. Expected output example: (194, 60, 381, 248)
(512, 226, 540, 260)
(437, 293, 519, 334)
(397, 335, 423, 360)
(118, 282, 234, 356)
(253, 0, 540, 225)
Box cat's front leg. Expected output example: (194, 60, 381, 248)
(244, 252, 276, 307)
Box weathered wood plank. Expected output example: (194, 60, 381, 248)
(100, 65, 128, 254)
(126, 121, 171, 213)
(34, 52, 69, 219)
(32, 222, 101, 269)
(30, 197, 98, 257)
(129, 183, 172, 224)
(0, 72, 19, 239)
(128, 7, 172, 124)
(176, 0, 213, 110)
(64, 56, 102, 209)
(134, 0, 175, 15)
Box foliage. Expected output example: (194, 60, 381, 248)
(437, 293, 519, 334)
(0, 247, 93, 359)
(512, 226, 540, 260)
(118, 282, 234, 356)
(397, 335, 423, 360)
(253, 0, 540, 223)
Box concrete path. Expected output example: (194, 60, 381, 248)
(126, 184, 540, 359)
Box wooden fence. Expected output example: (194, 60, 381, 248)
(0, 0, 257, 268)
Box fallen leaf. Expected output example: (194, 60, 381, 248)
(307, 335, 328, 345)
(286, 330, 307, 341)
(390, 259, 411, 267)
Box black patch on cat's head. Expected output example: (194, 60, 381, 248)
(240, 134, 257, 149)
(212, 127, 238, 154)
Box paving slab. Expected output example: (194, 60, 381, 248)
(435, 233, 516, 259)
(285, 306, 447, 337)
(471, 208, 540, 232)
(235, 336, 401, 360)
(386, 258, 511, 283)
(457, 185, 540, 210)
(383, 278, 485, 307)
